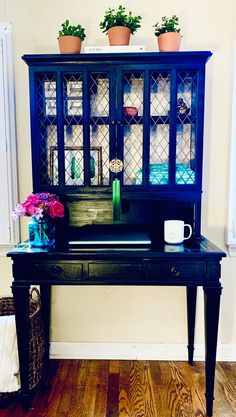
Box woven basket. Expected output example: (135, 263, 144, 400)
(0, 287, 45, 397)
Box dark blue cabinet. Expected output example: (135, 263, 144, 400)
(22, 52, 212, 235)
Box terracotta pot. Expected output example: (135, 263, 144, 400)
(107, 26, 131, 46)
(58, 36, 82, 54)
(157, 32, 181, 52)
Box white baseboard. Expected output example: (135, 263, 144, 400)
(50, 342, 236, 362)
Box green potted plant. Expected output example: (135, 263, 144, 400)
(58, 19, 86, 54)
(99, 5, 142, 46)
(153, 15, 181, 52)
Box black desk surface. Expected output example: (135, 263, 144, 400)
(7, 235, 225, 259)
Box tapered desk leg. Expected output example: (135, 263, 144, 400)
(12, 284, 32, 411)
(204, 285, 222, 417)
(40, 285, 51, 366)
(186, 286, 197, 364)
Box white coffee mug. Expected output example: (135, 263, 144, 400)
(164, 220, 192, 244)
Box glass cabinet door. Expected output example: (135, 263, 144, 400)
(118, 69, 197, 188)
(35, 72, 85, 188)
(61, 72, 111, 188)
(148, 70, 198, 187)
(35, 71, 112, 189)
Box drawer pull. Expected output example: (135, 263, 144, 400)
(51, 265, 62, 275)
(171, 265, 181, 277)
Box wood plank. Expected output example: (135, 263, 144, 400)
(129, 360, 156, 417)
(106, 373, 119, 417)
(1, 360, 236, 417)
(119, 360, 133, 417)
(149, 361, 169, 417)
(94, 383, 107, 417)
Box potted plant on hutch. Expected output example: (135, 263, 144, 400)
(153, 15, 182, 52)
(58, 19, 86, 54)
(99, 5, 142, 46)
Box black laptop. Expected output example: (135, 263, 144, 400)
(68, 224, 152, 250)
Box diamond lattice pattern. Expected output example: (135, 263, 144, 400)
(176, 72, 197, 184)
(64, 74, 84, 186)
(123, 73, 143, 185)
(90, 73, 110, 185)
(151, 72, 170, 117)
(149, 125, 170, 185)
(149, 73, 170, 184)
(123, 73, 143, 115)
(37, 75, 58, 186)
(124, 125, 143, 185)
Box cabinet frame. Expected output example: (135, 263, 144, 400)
(23, 52, 212, 237)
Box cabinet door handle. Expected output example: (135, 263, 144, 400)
(51, 265, 62, 275)
(171, 265, 181, 277)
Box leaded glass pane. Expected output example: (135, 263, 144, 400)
(151, 72, 170, 117)
(90, 73, 110, 186)
(124, 125, 143, 185)
(122, 72, 143, 185)
(45, 81, 56, 116)
(63, 74, 84, 186)
(149, 125, 169, 185)
(90, 125, 108, 185)
(90, 75, 109, 117)
(176, 72, 197, 184)
(123, 72, 143, 116)
(149, 72, 170, 184)
(36, 74, 58, 186)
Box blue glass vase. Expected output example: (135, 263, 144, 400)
(28, 217, 55, 248)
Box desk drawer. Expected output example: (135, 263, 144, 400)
(14, 262, 83, 281)
(88, 261, 205, 282)
(149, 262, 205, 281)
(88, 262, 143, 279)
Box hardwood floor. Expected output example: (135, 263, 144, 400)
(0, 360, 236, 417)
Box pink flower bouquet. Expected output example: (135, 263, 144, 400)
(12, 192, 64, 221)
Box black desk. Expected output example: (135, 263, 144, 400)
(7, 236, 226, 416)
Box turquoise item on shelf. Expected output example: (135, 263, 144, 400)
(71, 155, 95, 180)
(135, 163, 195, 185)
(28, 217, 55, 248)
(90, 155, 95, 179)
(71, 156, 81, 180)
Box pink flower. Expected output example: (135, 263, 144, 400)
(23, 203, 37, 216)
(12, 192, 64, 221)
(22, 194, 39, 214)
(34, 207, 44, 220)
(12, 204, 26, 220)
(49, 201, 64, 218)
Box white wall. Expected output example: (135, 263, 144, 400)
(0, 0, 236, 351)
